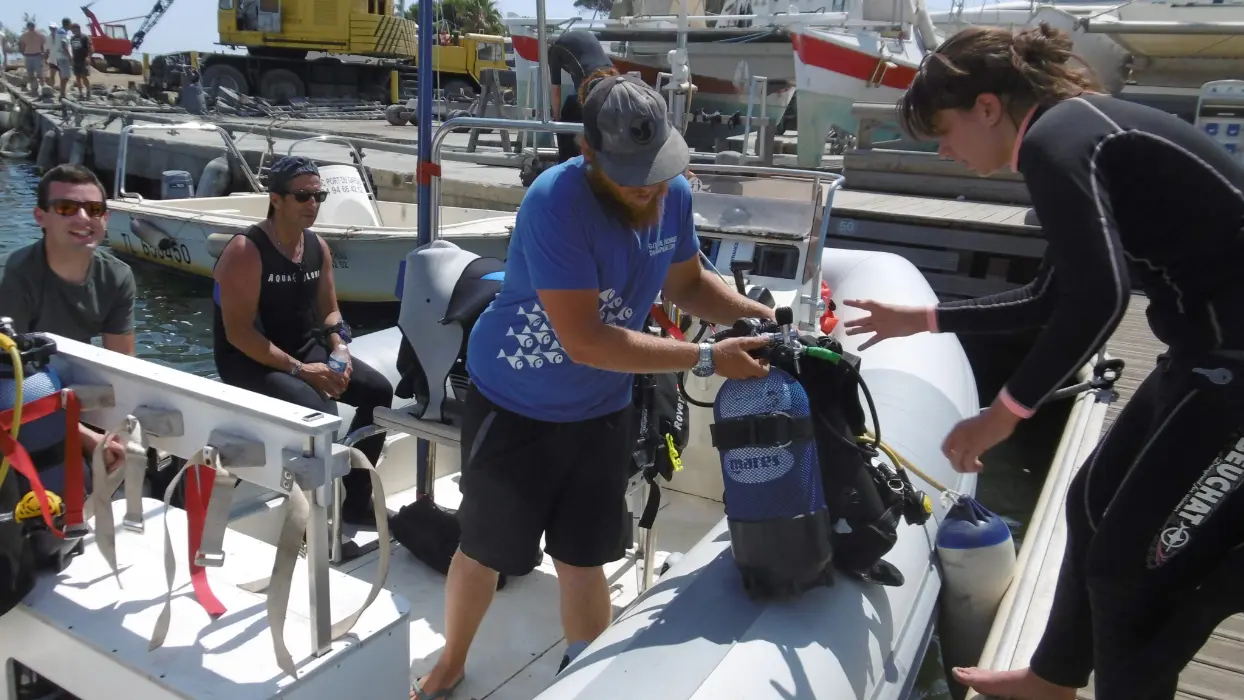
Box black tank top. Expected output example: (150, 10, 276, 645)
(212, 224, 324, 367)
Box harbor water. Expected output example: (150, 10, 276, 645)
(0, 159, 1059, 700)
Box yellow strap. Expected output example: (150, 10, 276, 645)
(664, 433, 684, 472)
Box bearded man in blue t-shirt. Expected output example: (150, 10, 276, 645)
(412, 74, 778, 699)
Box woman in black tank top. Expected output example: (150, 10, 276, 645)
(211, 158, 393, 524)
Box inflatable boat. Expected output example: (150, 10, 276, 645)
(0, 165, 985, 700)
(313, 167, 983, 700)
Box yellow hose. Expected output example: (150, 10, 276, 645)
(0, 332, 22, 486)
(863, 430, 949, 494)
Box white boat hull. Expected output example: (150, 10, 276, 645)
(791, 24, 923, 165)
(508, 26, 795, 127)
(104, 195, 515, 304)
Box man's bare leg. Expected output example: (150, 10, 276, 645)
(553, 559, 611, 667)
(952, 667, 1078, 700)
(413, 549, 498, 698)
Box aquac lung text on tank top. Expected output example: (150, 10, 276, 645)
(267, 269, 321, 283)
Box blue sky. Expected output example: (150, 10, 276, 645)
(4, 0, 954, 55)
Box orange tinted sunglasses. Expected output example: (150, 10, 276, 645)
(46, 199, 108, 218)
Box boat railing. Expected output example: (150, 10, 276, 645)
(426, 114, 846, 243)
(112, 121, 264, 200)
(285, 134, 384, 225)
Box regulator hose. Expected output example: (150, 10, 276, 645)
(0, 331, 24, 485)
(676, 328, 884, 461)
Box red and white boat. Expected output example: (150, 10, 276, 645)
(788, 1, 939, 166)
(504, 16, 797, 141)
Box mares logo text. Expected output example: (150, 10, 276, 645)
(1148, 433, 1244, 568)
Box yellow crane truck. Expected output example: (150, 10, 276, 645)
(144, 0, 509, 104)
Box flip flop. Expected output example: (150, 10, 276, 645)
(412, 675, 464, 700)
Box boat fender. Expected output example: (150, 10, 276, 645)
(205, 232, 236, 260)
(936, 494, 1016, 691)
(35, 129, 57, 173)
(130, 217, 175, 252)
(196, 156, 231, 198)
(0, 323, 90, 618)
(709, 312, 834, 602)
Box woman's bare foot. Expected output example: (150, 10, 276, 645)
(952, 667, 1078, 700)
(410, 667, 464, 700)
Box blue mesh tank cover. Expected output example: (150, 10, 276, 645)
(711, 368, 834, 601)
(711, 369, 825, 522)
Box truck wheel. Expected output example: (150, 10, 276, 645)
(259, 69, 306, 103)
(201, 64, 249, 96)
(385, 104, 409, 126)
(440, 77, 476, 104)
(91, 57, 108, 73)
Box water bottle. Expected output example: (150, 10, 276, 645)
(327, 344, 350, 374)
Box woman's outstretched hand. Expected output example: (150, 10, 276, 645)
(841, 299, 933, 351)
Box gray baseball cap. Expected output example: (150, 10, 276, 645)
(582, 75, 690, 188)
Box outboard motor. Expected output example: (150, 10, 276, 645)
(393, 239, 506, 424)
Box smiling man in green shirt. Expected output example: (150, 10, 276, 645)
(0, 164, 136, 472)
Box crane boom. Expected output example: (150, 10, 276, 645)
(131, 0, 175, 50)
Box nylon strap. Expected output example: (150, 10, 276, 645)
(0, 421, 63, 536)
(237, 447, 391, 678)
(88, 416, 148, 586)
(0, 390, 87, 533)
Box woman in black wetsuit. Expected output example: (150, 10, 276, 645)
(842, 23, 1244, 700)
(212, 155, 394, 525)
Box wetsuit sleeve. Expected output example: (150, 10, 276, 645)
(995, 140, 1131, 418)
(672, 177, 700, 264)
(522, 199, 600, 291)
(547, 45, 568, 86)
(933, 261, 1056, 333)
(102, 265, 137, 335)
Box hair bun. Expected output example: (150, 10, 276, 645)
(1014, 21, 1074, 66)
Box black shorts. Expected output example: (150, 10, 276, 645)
(456, 384, 635, 576)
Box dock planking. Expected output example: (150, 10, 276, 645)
(1075, 293, 1244, 700)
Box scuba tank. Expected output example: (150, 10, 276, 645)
(0, 319, 87, 617)
(703, 307, 933, 599)
(709, 308, 833, 601)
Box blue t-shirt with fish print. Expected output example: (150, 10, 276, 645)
(466, 156, 700, 423)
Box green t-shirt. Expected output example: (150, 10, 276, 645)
(0, 239, 136, 344)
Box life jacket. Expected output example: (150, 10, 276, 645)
(0, 330, 88, 618)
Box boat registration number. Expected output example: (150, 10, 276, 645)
(140, 240, 194, 266)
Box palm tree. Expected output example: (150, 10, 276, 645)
(406, 0, 504, 35)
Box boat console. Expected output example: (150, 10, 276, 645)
(0, 336, 408, 700)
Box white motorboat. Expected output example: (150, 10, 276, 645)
(928, 0, 1244, 120)
(505, 11, 797, 135)
(788, 0, 940, 167)
(102, 124, 516, 304)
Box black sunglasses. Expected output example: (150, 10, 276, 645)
(46, 199, 108, 218)
(282, 189, 329, 204)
